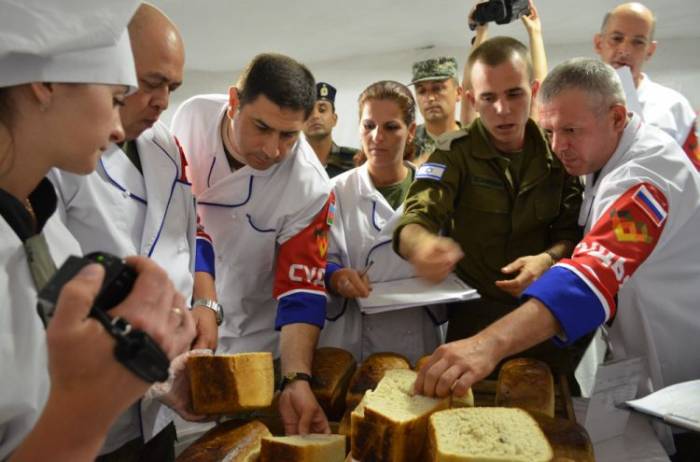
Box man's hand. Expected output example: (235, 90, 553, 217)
(495, 253, 553, 297)
(111, 257, 196, 360)
(150, 349, 213, 422)
(278, 380, 330, 435)
(330, 268, 371, 298)
(414, 335, 502, 399)
(408, 234, 463, 283)
(521, 0, 542, 35)
(190, 306, 218, 350)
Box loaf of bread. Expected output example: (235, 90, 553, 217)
(414, 354, 431, 372)
(346, 352, 411, 409)
(495, 358, 555, 418)
(189, 352, 274, 415)
(259, 434, 346, 462)
(429, 407, 553, 462)
(311, 347, 357, 421)
(530, 413, 594, 462)
(338, 406, 352, 437)
(351, 369, 449, 462)
(175, 419, 271, 462)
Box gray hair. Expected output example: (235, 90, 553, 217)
(538, 58, 626, 112)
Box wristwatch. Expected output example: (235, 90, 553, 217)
(279, 371, 314, 390)
(191, 298, 223, 325)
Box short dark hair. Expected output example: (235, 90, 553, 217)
(237, 53, 316, 119)
(467, 36, 533, 85)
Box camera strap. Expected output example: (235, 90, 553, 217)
(24, 233, 58, 295)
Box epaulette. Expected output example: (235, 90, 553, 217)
(435, 127, 470, 151)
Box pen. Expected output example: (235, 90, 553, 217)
(326, 260, 374, 322)
(359, 260, 375, 278)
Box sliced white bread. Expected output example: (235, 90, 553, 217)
(259, 434, 346, 462)
(415, 354, 474, 408)
(188, 352, 274, 415)
(351, 368, 449, 462)
(429, 407, 553, 462)
(450, 388, 475, 408)
(346, 352, 411, 409)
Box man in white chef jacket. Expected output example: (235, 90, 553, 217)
(172, 53, 334, 435)
(414, 58, 700, 459)
(594, 2, 699, 169)
(49, 4, 219, 459)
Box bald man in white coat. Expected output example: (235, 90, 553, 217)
(49, 5, 218, 460)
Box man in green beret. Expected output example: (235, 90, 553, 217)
(410, 56, 463, 164)
(303, 82, 357, 178)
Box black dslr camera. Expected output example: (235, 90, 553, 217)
(38, 252, 170, 383)
(470, 0, 531, 30)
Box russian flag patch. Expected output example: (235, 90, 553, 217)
(416, 162, 447, 181)
(632, 184, 667, 227)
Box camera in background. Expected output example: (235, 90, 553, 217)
(470, 0, 530, 30)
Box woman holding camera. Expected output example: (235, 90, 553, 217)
(0, 2, 195, 460)
(319, 80, 445, 364)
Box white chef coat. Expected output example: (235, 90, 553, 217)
(171, 94, 332, 355)
(48, 120, 206, 451)
(637, 73, 699, 169)
(0, 191, 80, 459)
(524, 114, 700, 449)
(638, 74, 696, 147)
(318, 162, 445, 364)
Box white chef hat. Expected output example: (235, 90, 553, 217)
(0, 0, 140, 92)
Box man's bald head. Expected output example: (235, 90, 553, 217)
(601, 2, 656, 40)
(594, 2, 657, 87)
(121, 3, 185, 140)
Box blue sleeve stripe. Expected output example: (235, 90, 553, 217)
(275, 292, 326, 330)
(522, 265, 606, 347)
(324, 261, 343, 290)
(194, 238, 216, 276)
(557, 262, 612, 321)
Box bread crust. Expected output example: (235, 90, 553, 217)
(189, 353, 274, 415)
(175, 420, 270, 462)
(311, 347, 357, 421)
(495, 358, 555, 418)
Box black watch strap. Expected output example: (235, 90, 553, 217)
(279, 371, 314, 390)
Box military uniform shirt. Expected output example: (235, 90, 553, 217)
(326, 142, 357, 178)
(395, 118, 583, 304)
(413, 122, 462, 160)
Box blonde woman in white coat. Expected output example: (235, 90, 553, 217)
(319, 81, 445, 364)
(0, 2, 195, 460)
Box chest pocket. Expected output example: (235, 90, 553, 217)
(530, 173, 564, 223)
(460, 175, 511, 214)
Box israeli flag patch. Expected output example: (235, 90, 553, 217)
(416, 163, 447, 181)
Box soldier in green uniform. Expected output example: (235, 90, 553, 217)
(303, 82, 357, 178)
(410, 57, 463, 164)
(394, 37, 586, 383)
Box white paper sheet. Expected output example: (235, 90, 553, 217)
(626, 380, 700, 433)
(616, 66, 643, 116)
(357, 273, 479, 314)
